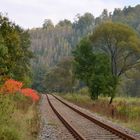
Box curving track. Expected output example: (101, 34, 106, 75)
(46, 94, 138, 140)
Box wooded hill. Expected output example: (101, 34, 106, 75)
(30, 5, 140, 96)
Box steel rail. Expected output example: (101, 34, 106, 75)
(52, 94, 138, 140)
(46, 94, 86, 140)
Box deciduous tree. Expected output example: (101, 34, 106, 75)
(90, 22, 140, 103)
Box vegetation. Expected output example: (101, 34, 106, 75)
(30, 5, 140, 98)
(29, 5, 140, 131)
(0, 14, 33, 86)
(0, 79, 40, 140)
(0, 14, 39, 139)
(59, 91, 140, 132)
(45, 57, 77, 92)
(73, 22, 140, 103)
(30, 13, 95, 91)
(73, 38, 114, 100)
(112, 5, 140, 32)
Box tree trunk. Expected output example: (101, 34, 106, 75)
(109, 95, 114, 104)
(90, 90, 98, 100)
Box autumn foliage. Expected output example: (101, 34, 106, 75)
(0, 79, 39, 102)
(21, 88, 40, 101)
(0, 79, 23, 93)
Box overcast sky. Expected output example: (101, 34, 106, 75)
(0, 0, 140, 29)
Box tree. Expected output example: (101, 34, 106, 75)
(100, 9, 109, 21)
(0, 14, 33, 85)
(112, 5, 140, 31)
(32, 63, 47, 92)
(90, 22, 140, 103)
(73, 13, 95, 36)
(89, 53, 115, 100)
(42, 19, 54, 29)
(73, 38, 114, 100)
(30, 13, 96, 90)
(12, 26, 33, 86)
(45, 57, 76, 92)
(57, 19, 72, 27)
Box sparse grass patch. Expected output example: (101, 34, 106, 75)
(47, 121, 57, 126)
(121, 120, 140, 132)
(60, 92, 93, 108)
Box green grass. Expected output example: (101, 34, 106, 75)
(0, 93, 39, 140)
(62, 93, 91, 104)
(58, 90, 140, 133)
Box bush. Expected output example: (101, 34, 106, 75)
(0, 79, 40, 102)
(78, 87, 89, 95)
(0, 79, 40, 139)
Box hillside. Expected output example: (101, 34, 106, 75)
(30, 5, 140, 96)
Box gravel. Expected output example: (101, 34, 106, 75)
(38, 94, 74, 140)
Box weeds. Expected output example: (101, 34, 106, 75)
(0, 92, 39, 140)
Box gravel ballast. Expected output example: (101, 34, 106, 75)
(38, 94, 74, 140)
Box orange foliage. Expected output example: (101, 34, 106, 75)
(0, 79, 23, 93)
(0, 79, 40, 102)
(21, 88, 40, 101)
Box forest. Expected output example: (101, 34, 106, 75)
(30, 5, 140, 98)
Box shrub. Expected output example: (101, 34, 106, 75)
(0, 79, 23, 94)
(0, 79, 40, 102)
(21, 88, 40, 102)
(78, 87, 89, 95)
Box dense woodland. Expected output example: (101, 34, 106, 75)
(30, 5, 140, 97)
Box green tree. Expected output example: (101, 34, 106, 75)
(90, 22, 140, 103)
(100, 9, 109, 21)
(43, 19, 54, 29)
(0, 14, 33, 85)
(73, 38, 114, 100)
(73, 13, 95, 35)
(89, 53, 115, 100)
(112, 5, 140, 32)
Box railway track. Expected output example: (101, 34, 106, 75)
(46, 94, 138, 140)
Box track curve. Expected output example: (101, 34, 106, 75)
(46, 94, 138, 140)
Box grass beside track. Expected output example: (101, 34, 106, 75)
(0, 93, 40, 140)
(58, 91, 140, 133)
